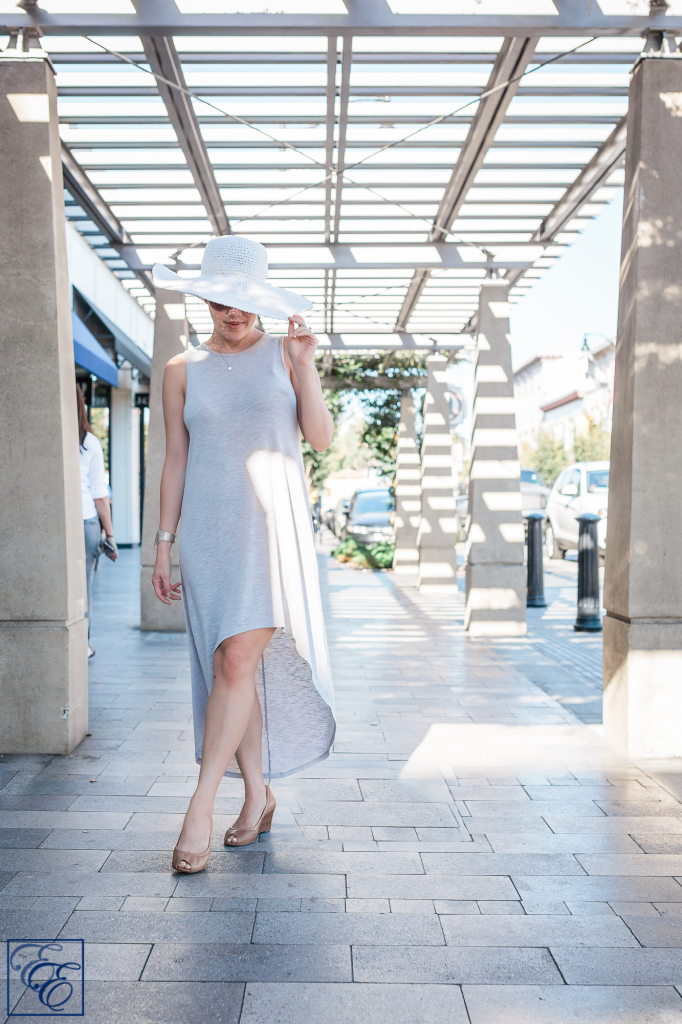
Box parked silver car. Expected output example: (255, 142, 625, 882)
(545, 460, 609, 559)
(454, 468, 550, 537)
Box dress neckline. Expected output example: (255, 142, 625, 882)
(199, 332, 268, 358)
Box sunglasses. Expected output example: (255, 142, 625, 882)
(208, 301, 244, 313)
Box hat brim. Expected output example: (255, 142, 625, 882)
(152, 264, 312, 321)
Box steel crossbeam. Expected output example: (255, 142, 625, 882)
(8, 0, 681, 37)
(140, 34, 229, 237)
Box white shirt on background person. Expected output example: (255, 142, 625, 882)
(80, 431, 108, 520)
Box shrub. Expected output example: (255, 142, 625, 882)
(331, 538, 395, 571)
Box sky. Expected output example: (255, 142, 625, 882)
(509, 190, 624, 370)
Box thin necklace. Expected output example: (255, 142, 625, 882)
(206, 327, 258, 371)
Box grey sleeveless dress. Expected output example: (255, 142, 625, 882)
(179, 335, 336, 778)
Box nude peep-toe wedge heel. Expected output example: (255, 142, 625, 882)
(172, 815, 213, 873)
(224, 786, 276, 849)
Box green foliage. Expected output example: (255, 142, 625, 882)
(573, 416, 611, 463)
(331, 537, 395, 571)
(358, 390, 402, 481)
(301, 388, 343, 491)
(527, 431, 570, 487)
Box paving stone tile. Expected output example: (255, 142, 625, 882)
(120, 897, 169, 912)
(1, 872, 177, 898)
(346, 899, 390, 913)
(240, 982, 469, 1024)
(621, 916, 682, 946)
(211, 898, 257, 912)
(552, 948, 682, 985)
(485, 832, 642, 854)
(478, 901, 525, 915)
(301, 898, 345, 912)
(173, 873, 345, 899)
(633, 835, 682, 854)
(327, 826, 372, 841)
(353, 946, 563, 984)
(263, 850, 423, 874)
(0, 812, 131, 829)
(0, 795, 78, 811)
(463, 985, 682, 1023)
(255, 898, 301, 912)
(460, 816, 553, 834)
(390, 899, 435, 914)
(359, 780, 454, 803)
(165, 897, 213, 912)
(656, 904, 682, 916)
(0, 849, 109, 872)
(142, 943, 352, 981)
(101, 850, 265, 874)
(513, 876, 682, 902)
(347, 874, 518, 900)
(0, 905, 75, 940)
(565, 901, 615, 915)
(422, 853, 584, 876)
(441, 913, 638, 946)
(38, 829, 205, 850)
(77, 896, 125, 911)
(253, 910, 444, 945)
(372, 827, 418, 841)
(295, 801, 458, 827)
(84, 943, 151, 980)
(0, 828, 51, 848)
(53, 981, 245, 1024)
(577, 854, 682, 875)
(61, 910, 254, 943)
(609, 901, 661, 916)
(521, 900, 570, 915)
(434, 901, 480, 915)
(544, 816, 682, 834)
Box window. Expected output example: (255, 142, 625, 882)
(587, 470, 609, 492)
(520, 468, 546, 487)
(353, 491, 395, 515)
(560, 469, 581, 496)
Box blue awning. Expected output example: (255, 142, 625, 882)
(72, 310, 119, 388)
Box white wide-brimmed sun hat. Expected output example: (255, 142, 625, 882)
(152, 236, 312, 321)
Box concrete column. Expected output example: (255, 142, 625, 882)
(393, 389, 421, 577)
(0, 53, 88, 753)
(465, 281, 526, 636)
(110, 366, 140, 546)
(417, 355, 458, 591)
(603, 54, 682, 758)
(140, 290, 187, 631)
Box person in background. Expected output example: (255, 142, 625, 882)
(76, 385, 117, 658)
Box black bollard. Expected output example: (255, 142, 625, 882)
(525, 512, 547, 608)
(574, 512, 602, 632)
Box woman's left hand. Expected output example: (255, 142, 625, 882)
(286, 315, 318, 369)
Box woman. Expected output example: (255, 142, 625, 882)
(76, 385, 117, 658)
(151, 236, 336, 873)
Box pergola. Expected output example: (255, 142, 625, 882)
(3, 0, 682, 763)
(3, 0, 672, 349)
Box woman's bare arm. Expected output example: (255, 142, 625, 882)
(283, 315, 334, 452)
(152, 354, 189, 605)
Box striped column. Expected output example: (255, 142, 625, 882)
(393, 389, 421, 576)
(417, 355, 459, 591)
(465, 281, 527, 635)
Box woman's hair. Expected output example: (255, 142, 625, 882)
(76, 384, 91, 449)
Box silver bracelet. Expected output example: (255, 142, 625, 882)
(155, 529, 176, 546)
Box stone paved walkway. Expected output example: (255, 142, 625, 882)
(2, 542, 682, 1022)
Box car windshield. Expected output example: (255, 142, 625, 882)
(521, 468, 545, 486)
(587, 470, 609, 492)
(353, 492, 394, 515)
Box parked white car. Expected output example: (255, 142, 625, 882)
(545, 460, 609, 559)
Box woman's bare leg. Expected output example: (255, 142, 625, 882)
(225, 692, 268, 843)
(174, 626, 275, 868)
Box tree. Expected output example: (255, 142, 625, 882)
(573, 415, 611, 463)
(529, 430, 569, 487)
(301, 388, 343, 491)
(358, 389, 402, 481)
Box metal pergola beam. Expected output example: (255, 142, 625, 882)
(60, 142, 153, 288)
(140, 34, 229, 236)
(396, 34, 538, 330)
(10, 0, 681, 37)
